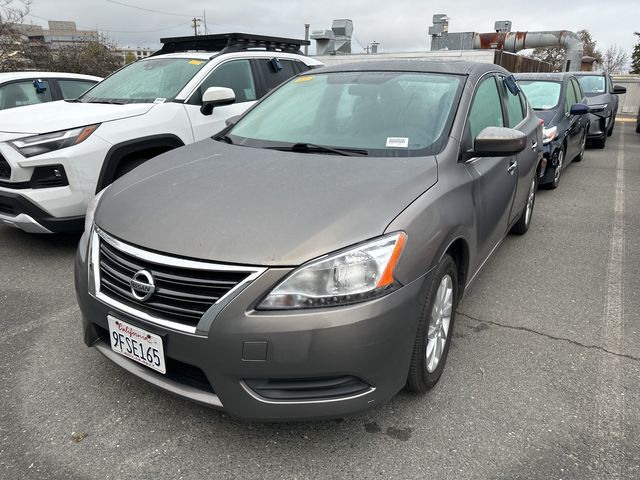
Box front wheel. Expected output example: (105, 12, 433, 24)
(548, 147, 564, 189)
(511, 173, 537, 235)
(405, 254, 458, 393)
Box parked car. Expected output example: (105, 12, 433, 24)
(0, 33, 322, 234)
(75, 60, 543, 421)
(0, 72, 100, 111)
(573, 72, 626, 148)
(515, 72, 590, 189)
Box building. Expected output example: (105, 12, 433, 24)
(115, 46, 155, 63)
(17, 21, 98, 49)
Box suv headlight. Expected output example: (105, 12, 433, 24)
(258, 232, 407, 310)
(84, 188, 106, 233)
(10, 124, 99, 158)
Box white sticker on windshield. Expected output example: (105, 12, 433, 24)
(153, 98, 166, 104)
(386, 137, 409, 148)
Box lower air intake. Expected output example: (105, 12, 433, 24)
(245, 376, 371, 401)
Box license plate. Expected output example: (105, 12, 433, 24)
(107, 316, 166, 374)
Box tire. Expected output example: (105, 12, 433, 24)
(607, 116, 615, 137)
(548, 147, 564, 190)
(114, 157, 148, 180)
(511, 173, 537, 235)
(405, 254, 458, 394)
(574, 131, 587, 162)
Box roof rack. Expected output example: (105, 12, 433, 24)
(153, 33, 310, 57)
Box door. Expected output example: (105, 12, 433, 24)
(498, 76, 539, 224)
(465, 75, 518, 261)
(184, 59, 259, 140)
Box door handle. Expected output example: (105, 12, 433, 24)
(507, 160, 517, 175)
(531, 141, 538, 151)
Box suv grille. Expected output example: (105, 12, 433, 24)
(0, 154, 10, 179)
(96, 231, 262, 330)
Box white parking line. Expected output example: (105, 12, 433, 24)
(595, 127, 626, 477)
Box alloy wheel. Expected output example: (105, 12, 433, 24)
(426, 274, 453, 373)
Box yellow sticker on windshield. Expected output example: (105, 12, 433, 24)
(295, 76, 314, 83)
(189, 60, 204, 65)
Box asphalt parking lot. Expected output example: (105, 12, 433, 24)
(1, 122, 639, 480)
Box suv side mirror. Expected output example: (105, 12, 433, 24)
(570, 103, 589, 115)
(612, 85, 627, 95)
(200, 87, 235, 115)
(471, 127, 527, 157)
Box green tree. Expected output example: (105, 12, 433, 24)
(631, 32, 640, 74)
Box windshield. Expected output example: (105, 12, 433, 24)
(518, 80, 562, 110)
(227, 71, 463, 156)
(577, 75, 606, 94)
(80, 57, 207, 104)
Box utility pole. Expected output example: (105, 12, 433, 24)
(192, 17, 200, 36)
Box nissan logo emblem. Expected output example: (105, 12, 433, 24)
(130, 270, 155, 301)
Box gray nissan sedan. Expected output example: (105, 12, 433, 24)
(75, 61, 543, 421)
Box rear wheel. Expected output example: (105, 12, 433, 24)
(405, 254, 458, 393)
(511, 173, 537, 235)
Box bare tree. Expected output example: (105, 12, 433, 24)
(0, 0, 32, 71)
(35, 34, 122, 77)
(601, 44, 629, 74)
(531, 47, 565, 72)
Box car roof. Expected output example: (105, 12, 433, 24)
(149, 51, 323, 66)
(514, 72, 573, 82)
(571, 71, 605, 77)
(311, 59, 505, 76)
(0, 71, 102, 83)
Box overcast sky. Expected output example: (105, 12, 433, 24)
(26, 0, 638, 60)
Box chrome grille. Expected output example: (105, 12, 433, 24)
(95, 229, 264, 332)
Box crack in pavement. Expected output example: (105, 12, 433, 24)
(457, 311, 640, 363)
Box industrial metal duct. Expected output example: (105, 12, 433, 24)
(429, 16, 584, 71)
(473, 30, 584, 71)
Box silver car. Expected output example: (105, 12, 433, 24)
(75, 61, 543, 421)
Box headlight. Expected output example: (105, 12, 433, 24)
(10, 124, 99, 158)
(542, 126, 557, 145)
(258, 232, 407, 310)
(84, 188, 106, 233)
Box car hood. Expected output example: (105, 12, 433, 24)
(95, 140, 439, 266)
(0, 100, 155, 135)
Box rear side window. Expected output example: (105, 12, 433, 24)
(468, 76, 504, 140)
(499, 77, 525, 127)
(59, 79, 97, 99)
(257, 59, 299, 92)
(0, 80, 53, 110)
(190, 59, 256, 105)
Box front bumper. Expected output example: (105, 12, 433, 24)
(0, 190, 84, 233)
(538, 144, 559, 185)
(75, 231, 427, 421)
(586, 112, 609, 140)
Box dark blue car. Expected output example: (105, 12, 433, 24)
(515, 73, 590, 189)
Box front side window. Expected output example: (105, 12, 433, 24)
(80, 57, 207, 104)
(577, 75, 605, 94)
(570, 78, 584, 102)
(518, 80, 562, 111)
(189, 59, 256, 105)
(499, 77, 525, 127)
(468, 76, 504, 140)
(227, 71, 464, 157)
(59, 79, 97, 99)
(0, 80, 53, 110)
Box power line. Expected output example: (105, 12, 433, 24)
(104, 0, 194, 18)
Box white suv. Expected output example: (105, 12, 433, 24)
(0, 33, 322, 233)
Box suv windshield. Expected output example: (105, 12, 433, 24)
(80, 57, 207, 104)
(577, 75, 605, 94)
(518, 80, 561, 110)
(227, 71, 463, 156)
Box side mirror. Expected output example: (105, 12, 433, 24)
(200, 87, 235, 115)
(471, 127, 527, 157)
(612, 85, 627, 95)
(570, 103, 589, 116)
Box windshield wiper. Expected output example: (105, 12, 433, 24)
(84, 99, 126, 105)
(267, 143, 368, 156)
(215, 134, 233, 144)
